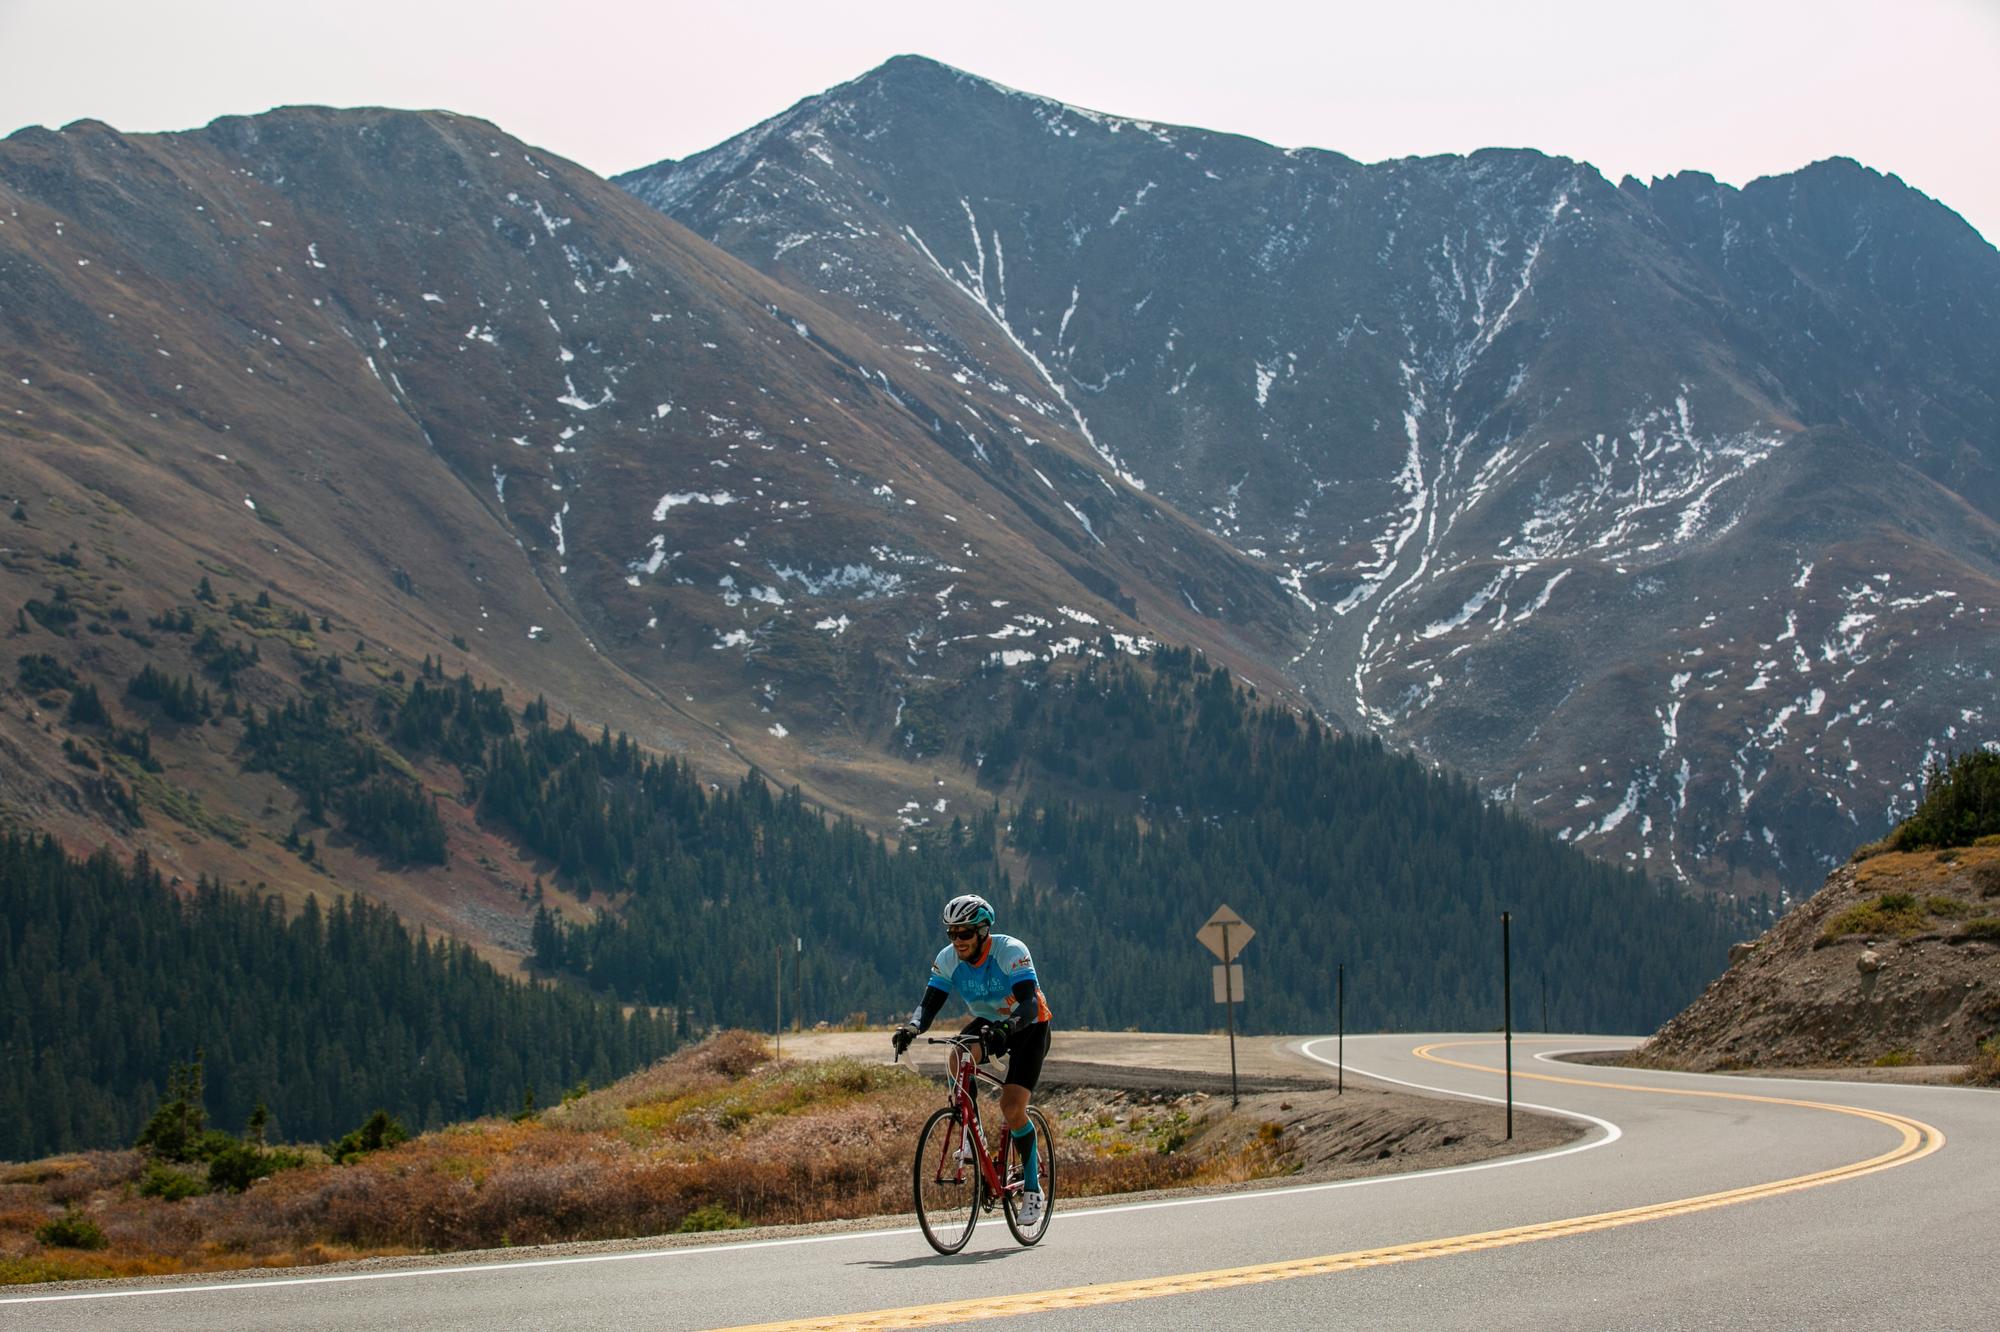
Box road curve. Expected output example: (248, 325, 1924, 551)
(5, 1034, 1996, 1331)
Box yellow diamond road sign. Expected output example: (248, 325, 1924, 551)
(1196, 905, 1254, 963)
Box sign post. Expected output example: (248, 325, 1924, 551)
(1502, 911, 1513, 1141)
(1197, 906, 1255, 1108)
(1337, 962, 1345, 1096)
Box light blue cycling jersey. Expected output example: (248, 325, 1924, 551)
(926, 933, 1054, 1025)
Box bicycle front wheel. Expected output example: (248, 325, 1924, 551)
(1002, 1106, 1055, 1246)
(913, 1106, 980, 1254)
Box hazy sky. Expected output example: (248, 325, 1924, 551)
(4, 0, 1996, 246)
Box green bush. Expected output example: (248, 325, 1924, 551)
(16, 653, 77, 693)
(330, 1110, 408, 1165)
(137, 1161, 206, 1201)
(1894, 751, 2000, 850)
(36, 1208, 107, 1250)
(1962, 1035, 2000, 1086)
(24, 591, 78, 632)
(1820, 893, 1929, 942)
(206, 1142, 306, 1193)
(135, 1055, 208, 1162)
(676, 1204, 747, 1233)
(1954, 918, 2000, 943)
(63, 683, 108, 726)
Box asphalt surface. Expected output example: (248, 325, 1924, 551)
(6, 1033, 1998, 1331)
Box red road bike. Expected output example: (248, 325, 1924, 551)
(904, 1034, 1054, 1254)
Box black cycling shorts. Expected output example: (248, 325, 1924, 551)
(962, 1018, 1051, 1092)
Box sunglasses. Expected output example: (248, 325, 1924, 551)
(945, 926, 982, 941)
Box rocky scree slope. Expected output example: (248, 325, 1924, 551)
(622, 54, 2000, 902)
(1637, 844, 2000, 1070)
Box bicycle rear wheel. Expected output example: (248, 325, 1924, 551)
(913, 1106, 980, 1254)
(1002, 1106, 1055, 1246)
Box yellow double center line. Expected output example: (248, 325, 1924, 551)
(716, 1042, 1945, 1331)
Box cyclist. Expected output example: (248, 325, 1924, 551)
(894, 893, 1053, 1224)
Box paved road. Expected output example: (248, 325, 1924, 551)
(7, 1034, 1997, 1330)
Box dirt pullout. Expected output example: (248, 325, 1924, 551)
(797, 1031, 1579, 1189)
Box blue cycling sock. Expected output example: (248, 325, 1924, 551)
(1011, 1121, 1039, 1192)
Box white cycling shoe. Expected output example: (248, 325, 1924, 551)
(1015, 1190, 1044, 1226)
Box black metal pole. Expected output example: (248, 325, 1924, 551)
(1502, 911, 1513, 1140)
(1223, 923, 1239, 1109)
(1541, 974, 1549, 1034)
(1337, 962, 1345, 1096)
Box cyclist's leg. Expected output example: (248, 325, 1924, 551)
(1001, 1025, 1051, 1189)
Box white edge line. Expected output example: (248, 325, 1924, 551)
(0, 1226, 929, 1305)
(1, 1037, 1622, 1307)
(1295, 1037, 1624, 1157)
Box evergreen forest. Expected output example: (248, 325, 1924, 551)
(0, 835, 675, 1161)
(4, 636, 1752, 1160)
(515, 652, 1749, 1039)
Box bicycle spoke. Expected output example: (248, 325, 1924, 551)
(913, 1107, 980, 1254)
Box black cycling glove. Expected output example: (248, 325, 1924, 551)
(983, 980, 1043, 1060)
(892, 988, 949, 1057)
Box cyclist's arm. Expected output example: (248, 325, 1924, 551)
(907, 985, 949, 1034)
(1007, 978, 1041, 1032)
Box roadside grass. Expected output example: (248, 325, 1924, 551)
(1958, 1035, 2000, 1087)
(0, 1031, 1299, 1283)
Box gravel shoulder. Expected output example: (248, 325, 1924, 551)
(1555, 1049, 1968, 1087)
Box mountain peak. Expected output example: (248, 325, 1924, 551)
(858, 53, 1042, 102)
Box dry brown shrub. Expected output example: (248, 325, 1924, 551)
(53, 1152, 143, 1204)
(0, 1032, 1277, 1282)
(1958, 1036, 2000, 1087)
(0, 1207, 45, 1233)
(548, 1030, 772, 1132)
(95, 1189, 212, 1255)
(0, 1163, 68, 1187)
(683, 1030, 772, 1080)
(1060, 1147, 1207, 1196)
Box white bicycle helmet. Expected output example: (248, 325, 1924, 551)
(941, 894, 994, 930)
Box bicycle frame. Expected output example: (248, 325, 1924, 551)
(927, 1036, 1018, 1203)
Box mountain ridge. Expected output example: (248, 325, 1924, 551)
(620, 54, 2000, 902)
(0, 100, 1307, 959)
